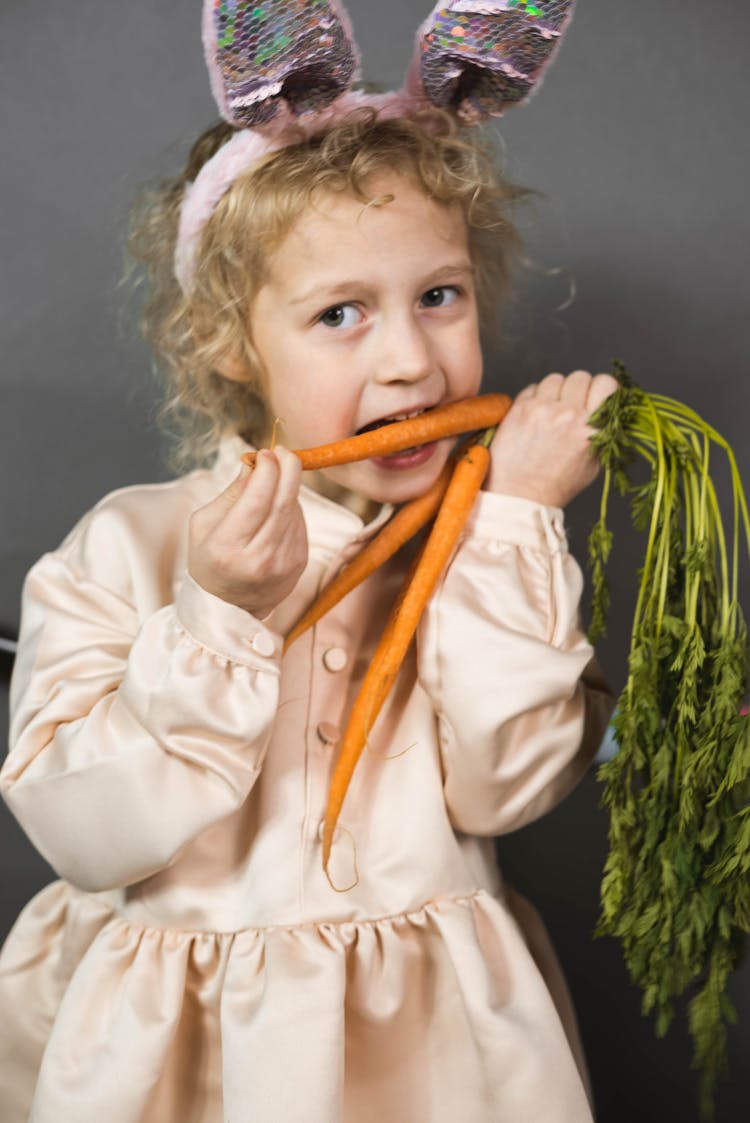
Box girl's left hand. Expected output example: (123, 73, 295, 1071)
(484, 370, 620, 508)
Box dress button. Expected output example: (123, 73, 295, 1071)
(316, 722, 340, 746)
(322, 647, 348, 672)
(251, 632, 276, 658)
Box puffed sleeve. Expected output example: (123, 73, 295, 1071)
(417, 490, 615, 836)
(0, 492, 281, 892)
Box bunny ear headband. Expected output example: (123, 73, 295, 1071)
(175, 0, 576, 289)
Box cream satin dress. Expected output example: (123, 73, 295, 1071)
(0, 436, 613, 1123)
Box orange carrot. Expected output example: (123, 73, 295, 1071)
(241, 393, 511, 470)
(321, 434, 494, 876)
(283, 459, 454, 653)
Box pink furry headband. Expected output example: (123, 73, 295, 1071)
(175, 0, 576, 290)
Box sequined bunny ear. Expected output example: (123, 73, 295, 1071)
(203, 0, 361, 127)
(405, 1, 576, 124)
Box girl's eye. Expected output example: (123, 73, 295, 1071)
(319, 304, 361, 329)
(421, 286, 459, 308)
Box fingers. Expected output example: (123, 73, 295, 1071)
(586, 373, 620, 413)
(518, 370, 591, 404)
(540, 370, 596, 407)
(223, 447, 302, 546)
(534, 372, 565, 399)
(517, 370, 620, 414)
(491, 369, 622, 507)
(242, 446, 303, 548)
(192, 447, 301, 544)
(202, 450, 279, 543)
(188, 446, 308, 616)
(210, 461, 255, 518)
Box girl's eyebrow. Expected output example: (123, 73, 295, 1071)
(290, 280, 368, 306)
(423, 263, 476, 283)
(289, 263, 476, 306)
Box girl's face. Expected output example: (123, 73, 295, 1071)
(249, 174, 484, 512)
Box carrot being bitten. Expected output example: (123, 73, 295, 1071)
(241, 393, 511, 471)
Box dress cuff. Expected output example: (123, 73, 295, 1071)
(174, 572, 282, 670)
(464, 491, 568, 554)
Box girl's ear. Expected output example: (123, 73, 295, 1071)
(215, 350, 254, 383)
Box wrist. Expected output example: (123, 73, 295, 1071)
(187, 568, 275, 619)
(484, 477, 563, 507)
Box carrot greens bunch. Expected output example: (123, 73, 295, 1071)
(586, 362, 750, 1120)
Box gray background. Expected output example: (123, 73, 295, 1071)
(1, 0, 748, 1118)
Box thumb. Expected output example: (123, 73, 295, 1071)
(218, 461, 254, 508)
(193, 462, 253, 535)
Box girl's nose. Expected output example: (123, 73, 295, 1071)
(374, 313, 434, 386)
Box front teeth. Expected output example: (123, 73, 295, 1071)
(357, 407, 430, 437)
(389, 408, 427, 422)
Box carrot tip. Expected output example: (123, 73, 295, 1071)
(321, 822, 359, 893)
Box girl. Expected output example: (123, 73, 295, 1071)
(0, 3, 617, 1120)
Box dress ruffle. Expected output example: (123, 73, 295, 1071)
(0, 881, 593, 1123)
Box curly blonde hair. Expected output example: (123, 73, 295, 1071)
(128, 106, 530, 472)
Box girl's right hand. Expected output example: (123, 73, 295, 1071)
(188, 447, 308, 618)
